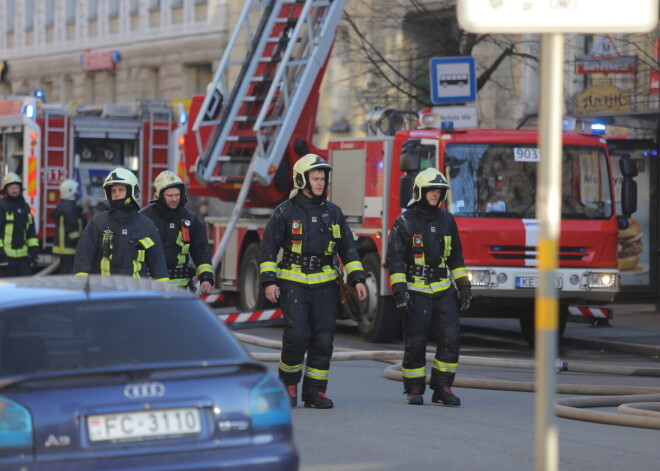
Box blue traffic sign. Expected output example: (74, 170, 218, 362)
(430, 56, 477, 104)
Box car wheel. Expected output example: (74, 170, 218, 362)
(357, 252, 401, 343)
(238, 242, 268, 311)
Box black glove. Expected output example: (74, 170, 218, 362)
(28, 247, 38, 267)
(395, 291, 414, 317)
(0, 250, 7, 266)
(459, 286, 472, 312)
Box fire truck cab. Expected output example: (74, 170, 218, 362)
(0, 95, 184, 264)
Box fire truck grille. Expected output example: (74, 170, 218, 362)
(490, 246, 586, 261)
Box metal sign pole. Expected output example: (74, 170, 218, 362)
(535, 32, 564, 471)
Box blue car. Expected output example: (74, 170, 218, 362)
(0, 275, 298, 470)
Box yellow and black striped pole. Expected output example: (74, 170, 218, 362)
(535, 33, 564, 471)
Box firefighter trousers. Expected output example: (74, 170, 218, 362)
(401, 288, 461, 393)
(1, 257, 32, 277)
(278, 281, 338, 398)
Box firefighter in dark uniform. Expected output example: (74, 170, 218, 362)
(51, 179, 86, 274)
(140, 171, 214, 294)
(0, 173, 39, 276)
(74, 167, 168, 280)
(386, 168, 472, 406)
(260, 154, 367, 409)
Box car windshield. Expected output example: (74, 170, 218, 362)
(0, 299, 243, 376)
(445, 143, 613, 219)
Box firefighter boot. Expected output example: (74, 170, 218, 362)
(286, 385, 298, 408)
(432, 387, 461, 407)
(304, 392, 334, 409)
(406, 389, 424, 405)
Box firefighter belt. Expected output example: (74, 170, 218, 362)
(406, 264, 449, 282)
(169, 266, 197, 280)
(282, 251, 333, 273)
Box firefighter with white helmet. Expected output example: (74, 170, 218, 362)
(74, 167, 168, 279)
(50, 179, 86, 273)
(0, 173, 39, 276)
(140, 171, 214, 294)
(259, 153, 367, 409)
(386, 167, 472, 406)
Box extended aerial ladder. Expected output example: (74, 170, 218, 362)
(192, 0, 347, 267)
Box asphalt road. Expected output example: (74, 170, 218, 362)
(238, 323, 660, 471)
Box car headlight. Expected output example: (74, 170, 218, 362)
(468, 270, 491, 287)
(584, 272, 619, 289)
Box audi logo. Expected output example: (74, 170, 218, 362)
(123, 382, 166, 399)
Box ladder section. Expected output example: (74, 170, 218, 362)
(141, 99, 174, 206)
(40, 109, 70, 246)
(195, 0, 346, 187)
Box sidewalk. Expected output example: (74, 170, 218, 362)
(564, 303, 660, 356)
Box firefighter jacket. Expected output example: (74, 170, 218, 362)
(259, 192, 365, 288)
(140, 201, 214, 287)
(387, 202, 469, 297)
(50, 199, 86, 256)
(74, 206, 168, 279)
(0, 195, 39, 259)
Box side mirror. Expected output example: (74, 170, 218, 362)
(618, 154, 637, 218)
(400, 152, 421, 172)
(399, 174, 415, 208)
(619, 153, 638, 178)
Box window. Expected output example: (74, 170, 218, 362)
(88, 0, 99, 20)
(130, 0, 139, 15)
(5, 0, 15, 33)
(108, 0, 119, 18)
(0, 299, 240, 374)
(45, 0, 55, 27)
(25, 0, 34, 31)
(66, 0, 76, 25)
(445, 143, 612, 219)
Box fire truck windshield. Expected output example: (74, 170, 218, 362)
(444, 143, 613, 220)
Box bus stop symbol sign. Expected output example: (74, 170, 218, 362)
(430, 56, 477, 105)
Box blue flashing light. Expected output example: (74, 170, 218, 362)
(34, 89, 46, 102)
(179, 111, 188, 126)
(440, 121, 454, 131)
(590, 123, 606, 134)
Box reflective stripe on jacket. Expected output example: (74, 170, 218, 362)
(386, 203, 468, 297)
(0, 196, 38, 258)
(259, 192, 364, 288)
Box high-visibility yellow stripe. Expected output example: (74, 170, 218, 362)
(402, 366, 426, 379)
(305, 366, 329, 381)
(279, 360, 304, 374)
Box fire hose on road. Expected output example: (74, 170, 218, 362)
(233, 332, 660, 430)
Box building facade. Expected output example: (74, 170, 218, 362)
(1, 0, 226, 104)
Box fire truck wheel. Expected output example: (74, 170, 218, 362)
(519, 304, 568, 346)
(238, 242, 270, 311)
(357, 252, 401, 343)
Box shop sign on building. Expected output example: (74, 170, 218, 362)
(80, 50, 121, 72)
(576, 84, 631, 114)
(576, 34, 636, 74)
(650, 38, 660, 95)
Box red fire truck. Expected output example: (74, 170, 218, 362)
(180, 0, 635, 343)
(0, 95, 186, 265)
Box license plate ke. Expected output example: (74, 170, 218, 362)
(87, 407, 202, 443)
(515, 276, 562, 289)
